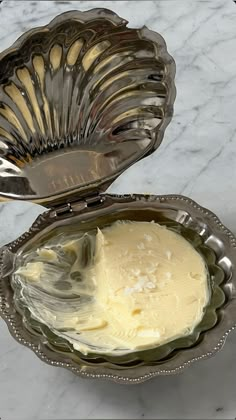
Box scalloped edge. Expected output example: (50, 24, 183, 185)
(1, 193, 236, 384)
(0, 8, 176, 206)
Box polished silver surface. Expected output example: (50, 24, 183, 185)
(0, 194, 236, 383)
(0, 8, 235, 384)
(7, 197, 223, 363)
(0, 9, 175, 206)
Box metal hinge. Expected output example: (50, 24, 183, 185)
(84, 194, 104, 208)
(54, 202, 73, 217)
(53, 194, 104, 218)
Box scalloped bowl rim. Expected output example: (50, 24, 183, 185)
(1, 194, 236, 384)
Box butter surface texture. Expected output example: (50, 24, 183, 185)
(15, 221, 209, 355)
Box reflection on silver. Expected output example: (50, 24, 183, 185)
(1, 194, 236, 383)
(0, 9, 175, 206)
(0, 9, 235, 384)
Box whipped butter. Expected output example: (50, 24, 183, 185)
(15, 221, 209, 355)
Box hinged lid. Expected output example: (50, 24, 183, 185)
(0, 9, 176, 208)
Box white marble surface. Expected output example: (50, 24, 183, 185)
(0, 0, 236, 418)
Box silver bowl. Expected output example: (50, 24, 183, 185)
(0, 9, 235, 384)
(1, 194, 236, 383)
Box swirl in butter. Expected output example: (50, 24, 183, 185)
(14, 221, 209, 355)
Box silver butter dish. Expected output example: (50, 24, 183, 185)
(0, 9, 236, 384)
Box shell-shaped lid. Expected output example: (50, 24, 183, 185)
(0, 9, 176, 207)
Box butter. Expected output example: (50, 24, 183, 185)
(37, 248, 58, 262)
(14, 221, 209, 356)
(16, 261, 44, 280)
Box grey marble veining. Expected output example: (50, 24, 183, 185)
(0, 1, 236, 419)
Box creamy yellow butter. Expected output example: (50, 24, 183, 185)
(15, 221, 209, 355)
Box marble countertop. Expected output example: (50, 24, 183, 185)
(0, 0, 236, 419)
